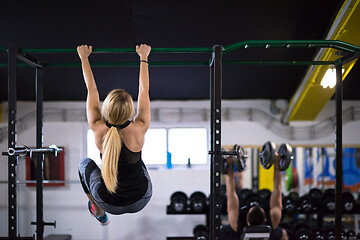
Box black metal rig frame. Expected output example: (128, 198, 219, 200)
(1, 40, 360, 240)
(2, 47, 56, 240)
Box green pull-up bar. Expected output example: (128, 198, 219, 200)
(0, 60, 338, 68)
(44, 61, 211, 67)
(1, 40, 359, 68)
(2, 40, 360, 55)
(223, 40, 360, 55)
(19, 47, 213, 54)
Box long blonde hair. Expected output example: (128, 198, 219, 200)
(101, 89, 134, 193)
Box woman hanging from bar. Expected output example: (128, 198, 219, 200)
(77, 44, 152, 225)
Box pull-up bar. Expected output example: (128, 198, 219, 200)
(223, 40, 360, 54)
(1, 40, 360, 56)
(1, 40, 358, 69)
(19, 47, 213, 54)
(0, 60, 339, 68)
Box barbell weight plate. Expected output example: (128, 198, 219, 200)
(259, 141, 276, 169)
(284, 165, 293, 192)
(292, 167, 298, 189)
(233, 144, 246, 172)
(278, 143, 294, 171)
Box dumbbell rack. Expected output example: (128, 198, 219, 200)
(166, 203, 210, 240)
(281, 192, 360, 237)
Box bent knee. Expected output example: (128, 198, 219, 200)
(78, 157, 93, 171)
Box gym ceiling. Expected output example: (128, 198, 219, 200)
(0, 0, 359, 121)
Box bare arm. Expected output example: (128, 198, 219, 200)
(226, 168, 239, 232)
(77, 45, 102, 131)
(270, 153, 282, 229)
(134, 44, 151, 131)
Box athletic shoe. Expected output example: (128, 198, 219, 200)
(88, 201, 109, 226)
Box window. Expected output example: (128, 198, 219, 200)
(87, 130, 102, 166)
(87, 127, 208, 166)
(168, 128, 208, 164)
(142, 128, 167, 164)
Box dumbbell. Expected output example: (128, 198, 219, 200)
(283, 192, 299, 214)
(321, 189, 335, 213)
(245, 192, 262, 208)
(298, 195, 313, 213)
(346, 230, 356, 240)
(258, 189, 271, 202)
(313, 228, 324, 240)
(189, 191, 207, 213)
(220, 144, 247, 174)
(325, 229, 347, 240)
(238, 188, 252, 206)
(343, 191, 356, 213)
(193, 224, 209, 240)
(308, 188, 323, 211)
(293, 220, 313, 240)
(325, 229, 335, 240)
(258, 189, 271, 210)
(259, 141, 294, 171)
(170, 191, 188, 213)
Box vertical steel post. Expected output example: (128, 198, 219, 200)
(35, 67, 44, 240)
(209, 53, 215, 240)
(335, 64, 343, 240)
(8, 46, 17, 240)
(210, 45, 222, 240)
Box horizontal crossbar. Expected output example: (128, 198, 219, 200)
(19, 47, 213, 54)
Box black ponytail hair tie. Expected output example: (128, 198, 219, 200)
(105, 120, 131, 129)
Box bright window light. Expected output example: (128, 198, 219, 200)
(142, 128, 167, 164)
(87, 128, 207, 166)
(320, 67, 344, 89)
(87, 129, 102, 166)
(168, 128, 208, 164)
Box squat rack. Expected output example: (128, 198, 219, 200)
(1, 40, 360, 240)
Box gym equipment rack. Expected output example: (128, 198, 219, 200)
(1, 40, 360, 240)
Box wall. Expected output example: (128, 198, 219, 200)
(0, 100, 360, 239)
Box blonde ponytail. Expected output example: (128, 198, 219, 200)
(101, 89, 134, 193)
(101, 127, 122, 193)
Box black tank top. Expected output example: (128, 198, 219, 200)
(98, 143, 148, 206)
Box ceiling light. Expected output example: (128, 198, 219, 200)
(320, 67, 344, 89)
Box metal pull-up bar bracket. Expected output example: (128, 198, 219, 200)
(2, 144, 63, 158)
